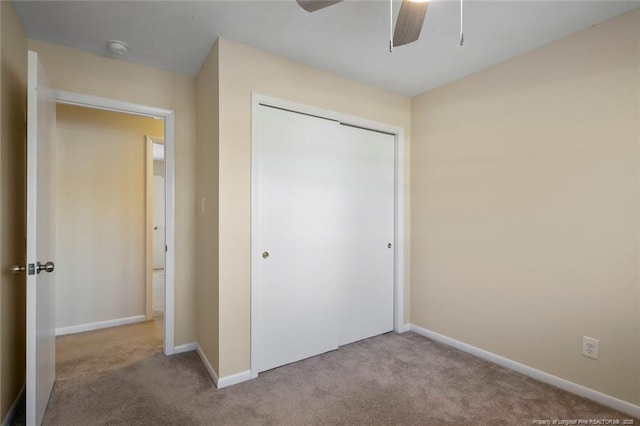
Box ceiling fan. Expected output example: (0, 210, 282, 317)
(296, 0, 430, 48)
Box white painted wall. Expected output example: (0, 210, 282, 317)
(54, 103, 163, 329)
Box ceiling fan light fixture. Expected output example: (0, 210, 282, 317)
(106, 40, 128, 56)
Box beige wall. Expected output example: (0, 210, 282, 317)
(411, 9, 640, 405)
(0, 1, 27, 420)
(217, 37, 411, 376)
(55, 104, 162, 329)
(28, 40, 197, 346)
(196, 41, 220, 373)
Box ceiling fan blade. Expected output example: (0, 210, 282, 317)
(296, 0, 344, 13)
(393, 0, 429, 47)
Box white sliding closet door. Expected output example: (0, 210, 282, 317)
(255, 106, 342, 373)
(254, 105, 394, 374)
(335, 124, 394, 346)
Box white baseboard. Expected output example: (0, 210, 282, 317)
(195, 344, 252, 389)
(410, 325, 640, 419)
(397, 323, 411, 333)
(196, 343, 220, 386)
(173, 342, 197, 354)
(217, 370, 252, 389)
(55, 315, 146, 336)
(1, 384, 24, 426)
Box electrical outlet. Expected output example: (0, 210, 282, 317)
(582, 336, 599, 360)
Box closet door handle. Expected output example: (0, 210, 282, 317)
(37, 261, 55, 274)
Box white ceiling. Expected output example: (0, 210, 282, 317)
(12, 0, 640, 97)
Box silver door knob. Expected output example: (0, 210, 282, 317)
(262, 252, 269, 259)
(37, 261, 55, 274)
(11, 265, 26, 274)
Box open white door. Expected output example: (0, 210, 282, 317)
(153, 175, 166, 269)
(26, 50, 57, 426)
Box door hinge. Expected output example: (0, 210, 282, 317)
(28, 263, 35, 276)
(165, 245, 168, 253)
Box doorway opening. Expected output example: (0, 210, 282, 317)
(52, 104, 166, 368)
(52, 89, 177, 355)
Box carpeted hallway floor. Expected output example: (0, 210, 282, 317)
(40, 319, 635, 425)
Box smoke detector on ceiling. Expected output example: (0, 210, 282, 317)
(106, 40, 128, 56)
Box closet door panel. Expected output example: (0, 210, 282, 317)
(336, 125, 395, 346)
(254, 106, 342, 373)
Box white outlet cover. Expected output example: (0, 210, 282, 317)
(582, 336, 600, 360)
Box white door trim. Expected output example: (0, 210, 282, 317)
(250, 93, 406, 378)
(53, 89, 177, 356)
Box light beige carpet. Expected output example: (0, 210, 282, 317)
(38, 319, 636, 425)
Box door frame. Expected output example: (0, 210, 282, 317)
(54, 89, 177, 355)
(250, 93, 407, 378)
